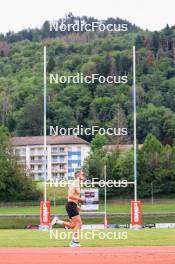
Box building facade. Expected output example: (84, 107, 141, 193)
(11, 135, 90, 181)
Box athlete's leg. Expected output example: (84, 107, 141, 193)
(70, 215, 82, 242)
(50, 216, 75, 229)
(62, 219, 75, 229)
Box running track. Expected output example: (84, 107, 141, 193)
(0, 247, 175, 264)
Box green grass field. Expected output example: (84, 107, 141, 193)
(0, 215, 175, 229)
(1, 185, 175, 229)
(0, 228, 174, 247)
(1, 182, 174, 215)
(0, 202, 174, 215)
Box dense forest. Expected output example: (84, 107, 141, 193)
(85, 133, 175, 198)
(0, 13, 175, 145)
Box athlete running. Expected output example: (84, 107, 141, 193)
(50, 170, 85, 247)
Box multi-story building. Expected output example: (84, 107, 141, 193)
(11, 135, 90, 181)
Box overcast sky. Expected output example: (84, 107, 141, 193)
(1, 0, 175, 34)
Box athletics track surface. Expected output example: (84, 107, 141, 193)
(0, 247, 175, 264)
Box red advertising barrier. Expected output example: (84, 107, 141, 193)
(40, 201, 50, 225)
(131, 200, 141, 226)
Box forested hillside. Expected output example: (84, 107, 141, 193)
(0, 14, 175, 144)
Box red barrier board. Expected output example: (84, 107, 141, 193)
(40, 201, 50, 225)
(131, 200, 141, 226)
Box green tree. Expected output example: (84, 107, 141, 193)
(47, 56, 55, 73)
(0, 126, 41, 201)
(135, 35, 144, 49)
(91, 133, 108, 151)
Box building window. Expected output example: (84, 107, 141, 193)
(15, 149, 20, 155)
(37, 148, 44, 155)
(60, 147, 64, 152)
(15, 148, 26, 156)
(60, 156, 64, 162)
(52, 156, 58, 162)
(30, 148, 35, 154)
(52, 147, 58, 153)
(60, 173, 64, 178)
(52, 173, 58, 178)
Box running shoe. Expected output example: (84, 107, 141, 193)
(50, 216, 63, 226)
(70, 241, 82, 247)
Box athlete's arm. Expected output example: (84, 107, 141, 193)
(77, 205, 81, 211)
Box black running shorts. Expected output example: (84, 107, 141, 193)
(66, 201, 79, 219)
